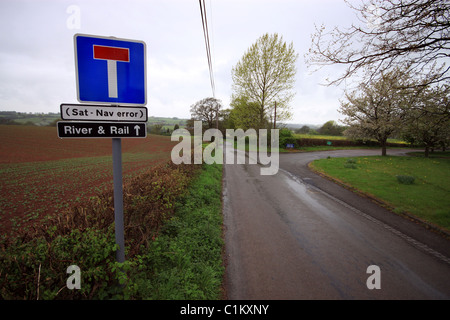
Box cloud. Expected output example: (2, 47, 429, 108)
(0, 0, 359, 125)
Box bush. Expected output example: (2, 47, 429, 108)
(396, 175, 415, 185)
(0, 226, 118, 299)
(279, 128, 299, 149)
(0, 160, 200, 299)
(344, 158, 357, 169)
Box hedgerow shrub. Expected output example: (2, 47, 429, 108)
(279, 128, 299, 149)
(0, 226, 118, 299)
(396, 175, 415, 185)
(0, 161, 200, 299)
(344, 158, 357, 169)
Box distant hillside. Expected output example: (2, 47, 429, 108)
(283, 123, 321, 130)
(0, 111, 188, 128)
(0, 111, 60, 126)
(147, 116, 187, 127)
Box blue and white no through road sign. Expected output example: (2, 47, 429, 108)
(74, 34, 147, 105)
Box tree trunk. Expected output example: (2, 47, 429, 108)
(381, 140, 387, 156)
(425, 146, 429, 157)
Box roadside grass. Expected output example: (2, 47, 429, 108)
(407, 151, 450, 159)
(310, 155, 450, 231)
(128, 163, 224, 299)
(290, 145, 381, 152)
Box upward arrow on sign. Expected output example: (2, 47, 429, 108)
(134, 125, 141, 136)
(93, 45, 130, 98)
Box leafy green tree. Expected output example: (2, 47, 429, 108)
(220, 109, 235, 130)
(229, 95, 265, 131)
(318, 120, 345, 136)
(295, 125, 311, 134)
(231, 33, 298, 130)
(150, 123, 163, 135)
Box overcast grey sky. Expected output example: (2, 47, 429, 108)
(0, 0, 361, 125)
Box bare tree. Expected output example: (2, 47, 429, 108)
(306, 0, 450, 87)
(190, 97, 223, 129)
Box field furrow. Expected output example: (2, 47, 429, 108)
(0, 125, 176, 234)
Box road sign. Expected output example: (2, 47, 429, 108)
(74, 34, 146, 105)
(57, 121, 147, 138)
(60, 103, 148, 122)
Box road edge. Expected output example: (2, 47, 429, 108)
(307, 161, 450, 240)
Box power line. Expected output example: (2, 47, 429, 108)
(199, 0, 215, 98)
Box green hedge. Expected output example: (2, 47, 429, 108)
(0, 161, 200, 299)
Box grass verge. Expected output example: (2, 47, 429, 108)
(310, 155, 450, 232)
(407, 151, 450, 159)
(285, 145, 381, 153)
(129, 163, 224, 299)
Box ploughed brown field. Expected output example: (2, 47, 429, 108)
(0, 125, 177, 234)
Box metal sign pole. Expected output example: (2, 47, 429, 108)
(112, 137, 125, 264)
(71, 33, 147, 267)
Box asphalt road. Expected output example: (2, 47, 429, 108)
(223, 146, 450, 299)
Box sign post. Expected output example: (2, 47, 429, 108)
(59, 34, 147, 267)
(112, 137, 125, 264)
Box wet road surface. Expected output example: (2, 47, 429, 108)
(223, 146, 450, 299)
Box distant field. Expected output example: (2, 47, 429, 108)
(0, 125, 177, 234)
(293, 133, 407, 144)
(148, 116, 186, 125)
(294, 134, 349, 140)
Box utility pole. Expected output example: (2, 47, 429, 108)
(216, 106, 219, 129)
(273, 101, 277, 129)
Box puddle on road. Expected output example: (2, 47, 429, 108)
(281, 170, 338, 221)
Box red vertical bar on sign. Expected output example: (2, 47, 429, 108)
(93, 45, 130, 62)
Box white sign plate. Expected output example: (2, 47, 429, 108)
(60, 103, 147, 122)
